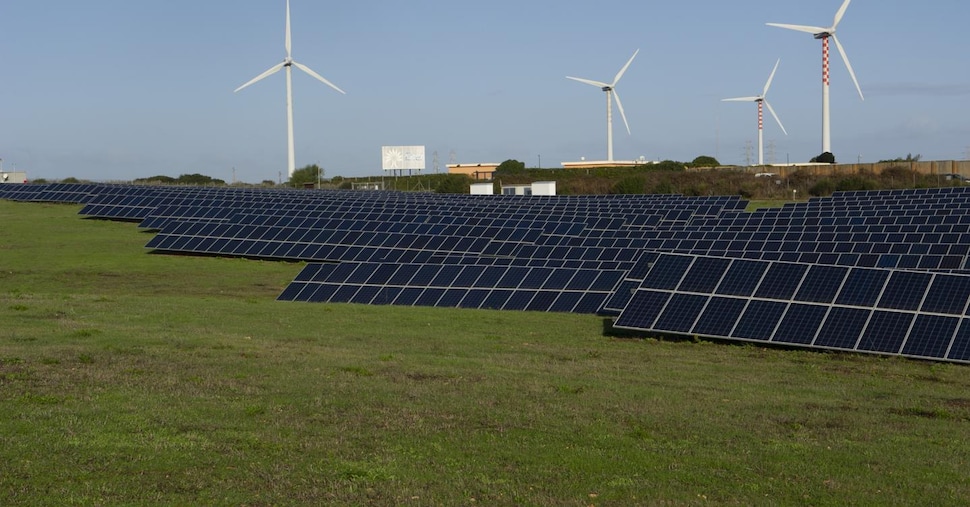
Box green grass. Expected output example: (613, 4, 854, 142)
(2, 201, 970, 506)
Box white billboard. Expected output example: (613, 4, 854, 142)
(382, 146, 426, 171)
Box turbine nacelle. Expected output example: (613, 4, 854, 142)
(813, 32, 832, 40)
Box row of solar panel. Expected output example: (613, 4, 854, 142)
(610, 252, 970, 363)
(277, 262, 625, 314)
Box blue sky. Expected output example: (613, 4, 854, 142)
(2, 0, 969, 183)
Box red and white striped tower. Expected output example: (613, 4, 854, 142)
(768, 0, 864, 160)
(722, 58, 787, 167)
(821, 35, 832, 154)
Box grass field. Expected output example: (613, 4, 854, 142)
(2, 200, 969, 506)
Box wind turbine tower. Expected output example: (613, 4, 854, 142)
(768, 0, 863, 156)
(567, 49, 639, 162)
(722, 59, 788, 166)
(235, 0, 346, 178)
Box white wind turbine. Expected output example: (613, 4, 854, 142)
(723, 59, 788, 166)
(235, 0, 345, 178)
(767, 0, 863, 157)
(567, 49, 639, 162)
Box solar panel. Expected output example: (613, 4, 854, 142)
(614, 252, 970, 364)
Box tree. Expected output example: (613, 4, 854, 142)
(288, 164, 323, 187)
(495, 159, 526, 174)
(690, 155, 720, 168)
(810, 152, 836, 164)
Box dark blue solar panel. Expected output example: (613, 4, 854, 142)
(277, 282, 308, 301)
(653, 294, 708, 333)
(549, 292, 583, 313)
(754, 263, 809, 300)
(482, 290, 514, 310)
(437, 289, 466, 307)
(614, 290, 671, 329)
(922, 275, 970, 315)
(307, 283, 339, 303)
(460, 289, 491, 308)
(591, 271, 624, 292)
(877, 271, 932, 311)
(640, 255, 693, 290)
(566, 270, 599, 290)
(543, 269, 575, 290)
(526, 291, 559, 312)
(856, 311, 914, 353)
(794, 265, 848, 304)
(453, 265, 486, 287)
(503, 290, 537, 311)
(715, 259, 768, 297)
(946, 324, 970, 362)
(346, 264, 378, 284)
(350, 286, 381, 305)
(388, 264, 420, 285)
(330, 285, 361, 303)
(678, 256, 731, 294)
(692, 296, 747, 337)
(772, 304, 827, 345)
(372, 287, 402, 305)
(901, 315, 958, 358)
(393, 287, 424, 306)
(835, 269, 889, 307)
(573, 293, 608, 314)
(815, 307, 871, 349)
(415, 288, 446, 306)
(519, 267, 553, 289)
(731, 300, 786, 341)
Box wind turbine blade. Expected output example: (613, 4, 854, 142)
(722, 97, 760, 102)
(831, 35, 864, 100)
(285, 0, 292, 56)
(612, 90, 631, 135)
(833, 0, 852, 28)
(612, 49, 640, 86)
(763, 59, 780, 97)
(566, 76, 609, 88)
(766, 22, 828, 35)
(764, 100, 788, 136)
(234, 62, 285, 92)
(293, 61, 346, 94)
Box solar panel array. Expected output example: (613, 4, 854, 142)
(612, 252, 970, 363)
(7, 181, 970, 363)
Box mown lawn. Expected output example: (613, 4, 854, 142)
(1, 200, 969, 506)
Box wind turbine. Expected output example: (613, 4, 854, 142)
(767, 0, 863, 157)
(722, 59, 788, 166)
(567, 49, 639, 162)
(235, 0, 345, 178)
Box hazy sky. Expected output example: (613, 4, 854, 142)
(2, 0, 969, 183)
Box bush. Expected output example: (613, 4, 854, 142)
(690, 155, 720, 168)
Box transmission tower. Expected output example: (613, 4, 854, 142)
(766, 140, 776, 165)
(743, 141, 754, 166)
(449, 150, 457, 165)
(432, 151, 439, 174)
